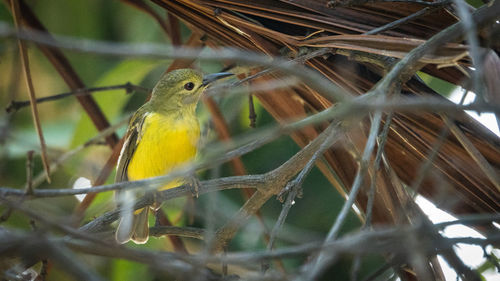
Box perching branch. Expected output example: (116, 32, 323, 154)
(1, 96, 497, 198)
(1, 3, 499, 280)
(212, 122, 346, 252)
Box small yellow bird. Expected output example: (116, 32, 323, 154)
(115, 68, 232, 244)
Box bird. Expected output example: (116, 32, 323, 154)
(115, 68, 232, 244)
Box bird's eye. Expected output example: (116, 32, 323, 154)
(184, 82, 195, 91)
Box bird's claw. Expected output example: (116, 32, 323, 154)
(187, 176, 201, 198)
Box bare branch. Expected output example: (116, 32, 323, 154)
(445, 115, 500, 192)
(365, 6, 448, 35)
(371, 0, 500, 93)
(327, 0, 452, 8)
(304, 95, 386, 280)
(150, 225, 205, 240)
(6, 83, 149, 113)
(30, 116, 130, 188)
(0, 22, 352, 103)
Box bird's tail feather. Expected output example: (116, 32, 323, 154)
(116, 207, 149, 244)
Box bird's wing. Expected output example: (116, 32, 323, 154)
(115, 109, 148, 183)
(114, 109, 149, 244)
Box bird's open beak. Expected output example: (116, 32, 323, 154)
(202, 72, 233, 86)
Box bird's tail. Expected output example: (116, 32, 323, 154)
(115, 207, 149, 244)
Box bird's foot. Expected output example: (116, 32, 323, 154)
(151, 192, 163, 211)
(187, 175, 202, 198)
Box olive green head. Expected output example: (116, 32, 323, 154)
(149, 68, 232, 112)
(150, 69, 204, 110)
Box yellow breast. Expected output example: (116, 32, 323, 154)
(127, 111, 200, 190)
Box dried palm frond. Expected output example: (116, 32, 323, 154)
(153, 0, 500, 228)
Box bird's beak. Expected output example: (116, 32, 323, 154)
(201, 72, 233, 86)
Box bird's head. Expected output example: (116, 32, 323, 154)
(150, 68, 232, 112)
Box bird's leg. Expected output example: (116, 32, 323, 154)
(150, 192, 162, 211)
(154, 208, 161, 227)
(186, 173, 202, 198)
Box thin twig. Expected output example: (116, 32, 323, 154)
(7, 0, 119, 148)
(63, 239, 222, 280)
(327, 0, 452, 8)
(364, 6, 448, 35)
(30, 116, 130, 189)
(1, 96, 497, 200)
(0, 24, 352, 102)
(72, 232, 500, 266)
(409, 118, 451, 198)
(411, 201, 482, 281)
(44, 241, 105, 281)
(6, 83, 149, 113)
(453, 0, 485, 98)
(212, 122, 346, 252)
(11, 0, 51, 183)
(370, 0, 500, 94)
(444, 116, 500, 192)
(304, 96, 385, 281)
(264, 123, 340, 270)
(0, 99, 343, 202)
(365, 113, 394, 227)
(156, 209, 189, 254)
(149, 225, 205, 240)
(409, 90, 469, 198)
(434, 213, 500, 228)
(230, 48, 331, 89)
(0, 226, 219, 280)
(0, 196, 109, 246)
(351, 113, 394, 281)
(201, 227, 500, 265)
(4, 212, 498, 279)
(202, 96, 249, 177)
(203, 77, 284, 271)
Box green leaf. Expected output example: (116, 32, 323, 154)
(477, 252, 498, 273)
(417, 72, 458, 98)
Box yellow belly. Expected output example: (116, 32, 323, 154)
(127, 112, 200, 190)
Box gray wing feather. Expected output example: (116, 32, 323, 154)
(115, 111, 147, 183)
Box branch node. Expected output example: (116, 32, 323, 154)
(125, 82, 134, 94)
(277, 178, 303, 203)
(5, 100, 21, 113)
